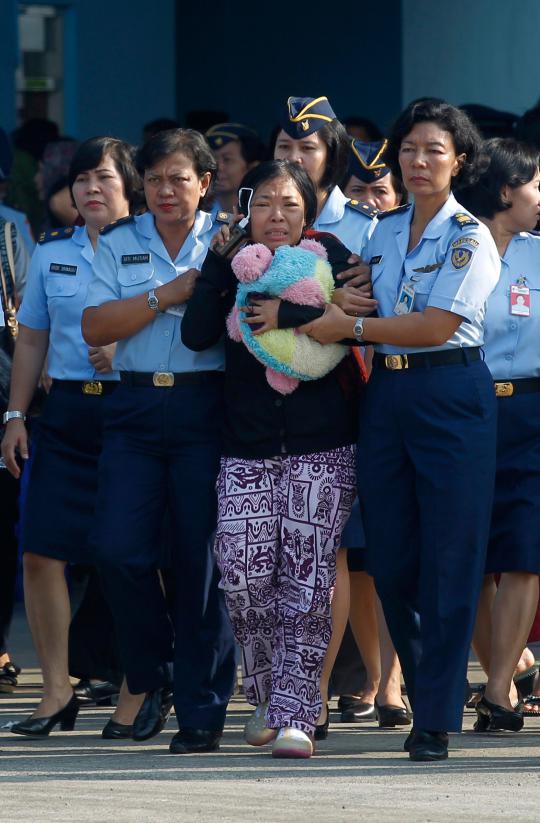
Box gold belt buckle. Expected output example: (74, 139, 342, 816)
(82, 380, 103, 396)
(494, 381, 514, 397)
(385, 354, 408, 370)
(153, 371, 174, 387)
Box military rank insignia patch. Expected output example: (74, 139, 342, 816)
(452, 212, 478, 229)
(451, 248, 473, 269)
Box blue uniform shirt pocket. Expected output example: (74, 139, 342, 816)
(117, 265, 154, 296)
(45, 276, 81, 299)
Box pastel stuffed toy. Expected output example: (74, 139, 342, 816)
(226, 238, 348, 394)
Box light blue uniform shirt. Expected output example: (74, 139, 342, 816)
(484, 232, 540, 379)
(364, 193, 500, 355)
(313, 185, 376, 255)
(17, 225, 118, 381)
(86, 210, 224, 373)
(0, 203, 35, 253)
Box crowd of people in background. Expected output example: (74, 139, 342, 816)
(1, 91, 540, 762)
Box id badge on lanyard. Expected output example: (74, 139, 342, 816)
(394, 281, 415, 316)
(510, 278, 530, 317)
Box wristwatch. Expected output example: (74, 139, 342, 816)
(147, 288, 160, 313)
(353, 316, 365, 342)
(3, 410, 26, 425)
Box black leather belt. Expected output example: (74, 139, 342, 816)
(120, 370, 223, 388)
(52, 379, 118, 396)
(372, 347, 481, 371)
(494, 378, 540, 397)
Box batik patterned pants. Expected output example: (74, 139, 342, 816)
(215, 446, 356, 733)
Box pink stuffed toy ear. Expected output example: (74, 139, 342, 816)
(299, 238, 328, 260)
(231, 243, 273, 282)
(226, 306, 243, 342)
(266, 368, 299, 395)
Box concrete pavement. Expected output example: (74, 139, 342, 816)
(1, 608, 540, 823)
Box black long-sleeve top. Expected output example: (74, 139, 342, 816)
(181, 231, 361, 459)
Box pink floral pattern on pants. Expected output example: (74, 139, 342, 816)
(215, 447, 356, 733)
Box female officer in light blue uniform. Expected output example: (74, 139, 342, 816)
(273, 96, 377, 256)
(1, 136, 142, 737)
(458, 138, 540, 733)
(82, 129, 235, 756)
(299, 99, 500, 761)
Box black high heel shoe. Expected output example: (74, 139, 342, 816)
(11, 694, 80, 737)
(375, 699, 412, 728)
(474, 696, 523, 732)
(314, 704, 329, 741)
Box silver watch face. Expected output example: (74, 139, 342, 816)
(354, 317, 364, 339)
(148, 291, 159, 310)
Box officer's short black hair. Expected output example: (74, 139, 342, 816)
(270, 120, 349, 197)
(136, 128, 217, 180)
(238, 160, 318, 228)
(386, 98, 486, 190)
(68, 136, 143, 213)
(136, 129, 218, 210)
(458, 138, 540, 219)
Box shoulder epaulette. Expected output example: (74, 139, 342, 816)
(38, 226, 75, 244)
(215, 210, 232, 224)
(452, 212, 478, 229)
(377, 203, 412, 221)
(99, 215, 135, 235)
(346, 199, 377, 219)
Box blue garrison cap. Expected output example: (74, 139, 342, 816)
(0, 128, 13, 180)
(279, 96, 337, 139)
(349, 138, 390, 183)
(205, 122, 259, 150)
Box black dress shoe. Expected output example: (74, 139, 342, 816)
(375, 700, 412, 728)
(169, 728, 221, 754)
(74, 679, 120, 706)
(403, 729, 415, 751)
(408, 729, 449, 761)
(0, 662, 19, 694)
(11, 694, 79, 737)
(474, 696, 524, 732)
(132, 686, 174, 741)
(340, 698, 376, 723)
(102, 718, 133, 739)
(314, 704, 329, 740)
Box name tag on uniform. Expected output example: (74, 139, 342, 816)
(121, 254, 151, 265)
(50, 263, 77, 275)
(510, 283, 530, 317)
(394, 282, 415, 315)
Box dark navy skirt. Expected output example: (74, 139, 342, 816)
(22, 382, 114, 562)
(341, 498, 368, 571)
(486, 391, 540, 574)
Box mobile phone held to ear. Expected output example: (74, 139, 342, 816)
(213, 217, 250, 258)
(213, 186, 254, 258)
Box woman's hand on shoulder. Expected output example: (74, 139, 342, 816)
(337, 254, 373, 290)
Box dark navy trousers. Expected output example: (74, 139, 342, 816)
(92, 380, 236, 731)
(357, 358, 497, 732)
